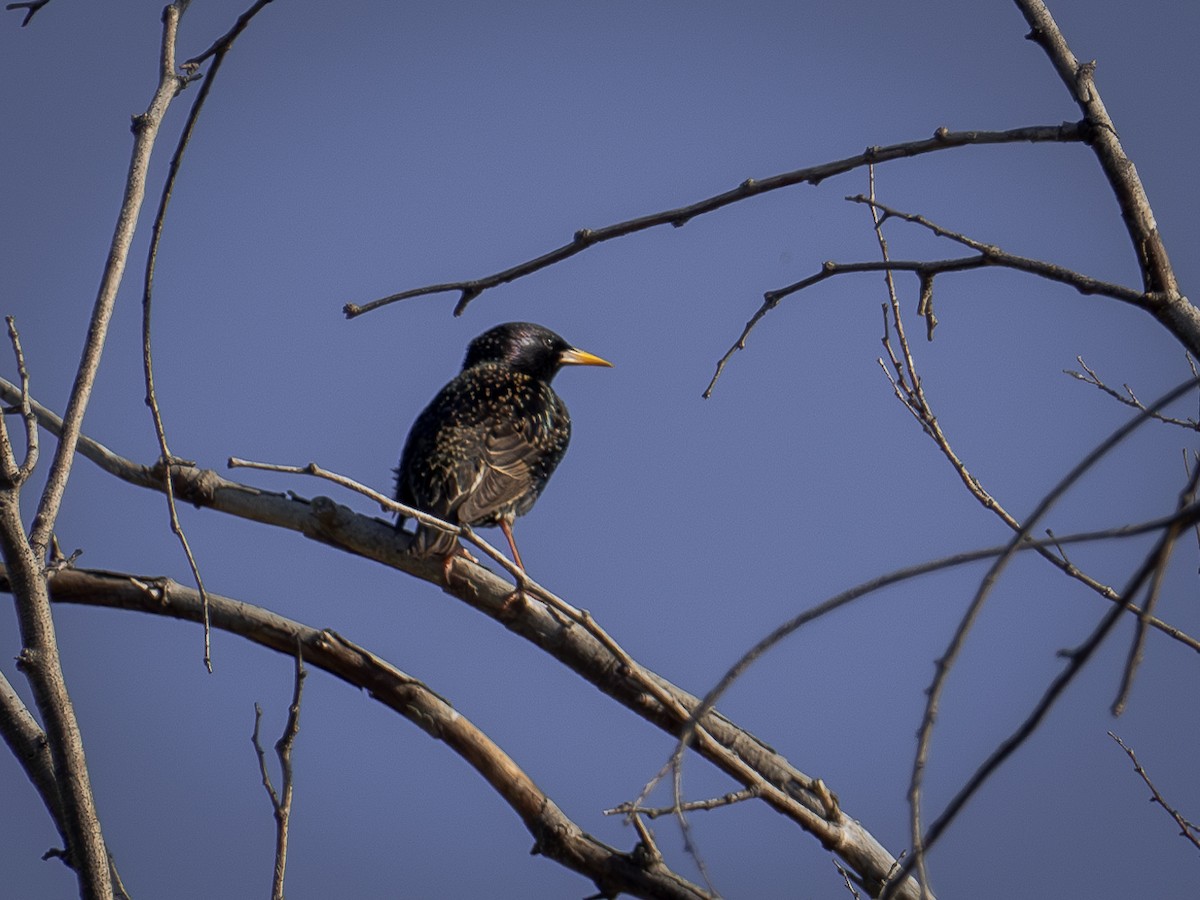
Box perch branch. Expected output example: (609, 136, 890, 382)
(2, 378, 921, 900)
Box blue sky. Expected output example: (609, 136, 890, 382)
(2, 1, 1198, 897)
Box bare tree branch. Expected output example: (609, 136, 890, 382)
(141, 0, 276, 673)
(4, 0, 52, 27)
(0, 565, 715, 900)
(888, 383, 1200, 898)
(342, 122, 1087, 320)
(1015, 0, 1200, 351)
(252, 644, 304, 900)
(27, 1, 187, 558)
(0, 378, 923, 899)
(705, 203, 1149, 397)
(0, 672, 130, 899)
(1065, 357, 1200, 430)
(1109, 732, 1200, 853)
(0, 8, 191, 897)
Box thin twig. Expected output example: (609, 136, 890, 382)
(705, 251, 1144, 397)
(1064, 356, 1199, 430)
(0, 318, 37, 484)
(141, 0, 275, 672)
(252, 642, 305, 900)
(606, 787, 760, 821)
(1110, 462, 1196, 715)
(181, 0, 275, 70)
(343, 123, 1087, 319)
(4, 0, 51, 27)
(1108, 732, 1200, 852)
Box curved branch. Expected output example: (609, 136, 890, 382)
(0, 565, 712, 900)
(342, 122, 1087, 319)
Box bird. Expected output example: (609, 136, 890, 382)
(394, 321, 613, 575)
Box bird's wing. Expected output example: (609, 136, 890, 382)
(453, 423, 540, 524)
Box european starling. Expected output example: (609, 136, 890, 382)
(395, 322, 612, 571)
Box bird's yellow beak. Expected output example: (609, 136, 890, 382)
(559, 347, 614, 368)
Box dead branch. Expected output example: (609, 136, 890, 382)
(1109, 732, 1200, 853)
(252, 645, 304, 900)
(0, 378, 922, 899)
(4, 0, 51, 27)
(342, 122, 1087, 320)
(0, 7, 191, 897)
(1015, 0, 1200, 350)
(1065, 357, 1200, 430)
(141, 0, 276, 672)
(1, 564, 714, 900)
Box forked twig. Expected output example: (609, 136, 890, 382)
(252, 642, 305, 900)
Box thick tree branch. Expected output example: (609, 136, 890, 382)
(1, 565, 713, 900)
(342, 122, 1087, 319)
(1015, 0, 1200, 352)
(0, 377, 922, 899)
(27, 1, 187, 558)
(0, 9, 190, 897)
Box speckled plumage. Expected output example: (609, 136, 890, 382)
(395, 322, 612, 566)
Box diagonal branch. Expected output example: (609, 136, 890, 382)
(1, 565, 713, 900)
(342, 122, 1087, 319)
(1015, 0, 1200, 352)
(890, 379, 1200, 897)
(1109, 732, 1200, 853)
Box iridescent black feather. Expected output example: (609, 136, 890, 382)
(395, 322, 611, 562)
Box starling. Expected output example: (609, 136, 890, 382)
(395, 322, 612, 572)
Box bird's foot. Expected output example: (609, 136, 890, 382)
(498, 588, 528, 621)
(441, 546, 479, 588)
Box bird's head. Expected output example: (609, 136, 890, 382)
(462, 322, 613, 381)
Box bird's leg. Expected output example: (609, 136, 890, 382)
(498, 519, 529, 615)
(499, 519, 526, 572)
